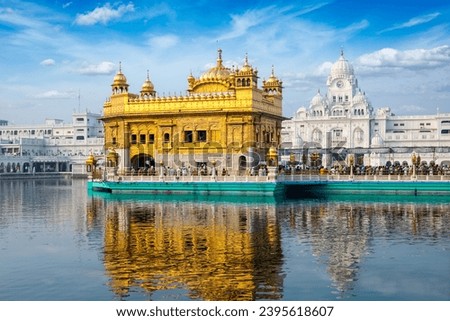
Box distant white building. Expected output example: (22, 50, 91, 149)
(281, 51, 450, 169)
(0, 111, 104, 175)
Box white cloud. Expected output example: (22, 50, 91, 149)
(380, 12, 441, 33)
(0, 7, 40, 29)
(315, 61, 334, 77)
(148, 34, 179, 50)
(75, 2, 135, 26)
(77, 61, 115, 75)
(40, 59, 55, 66)
(218, 6, 276, 41)
(62, 2, 73, 9)
(341, 19, 370, 35)
(35, 90, 76, 99)
(290, 2, 331, 16)
(356, 46, 450, 70)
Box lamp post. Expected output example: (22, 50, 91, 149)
(289, 152, 295, 176)
(349, 154, 354, 179)
(411, 152, 417, 179)
(211, 160, 217, 177)
(159, 160, 164, 178)
(310, 152, 320, 173)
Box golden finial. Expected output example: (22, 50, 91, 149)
(217, 48, 223, 66)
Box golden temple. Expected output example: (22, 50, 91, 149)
(102, 49, 284, 174)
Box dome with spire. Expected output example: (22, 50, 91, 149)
(187, 72, 195, 83)
(140, 70, 156, 98)
(330, 50, 354, 79)
(264, 66, 280, 86)
(200, 49, 232, 81)
(141, 71, 154, 92)
(353, 90, 365, 104)
(111, 62, 129, 95)
(310, 90, 325, 107)
(262, 66, 283, 97)
(112, 62, 128, 86)
(263, 66, 282, 87)
(239, 54, 253, 73)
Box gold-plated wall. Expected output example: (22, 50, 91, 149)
(102, 50, 284, 173)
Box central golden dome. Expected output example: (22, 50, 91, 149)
(200, 49, 232, 81)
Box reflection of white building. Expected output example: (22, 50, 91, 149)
(0, 111, 104, 175)
(281, 51, 450, 167)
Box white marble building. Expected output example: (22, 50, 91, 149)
(281, 51, 450, 169)
(0, 111, 104, 175)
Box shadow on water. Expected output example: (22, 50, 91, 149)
(88, 189, 283, 205)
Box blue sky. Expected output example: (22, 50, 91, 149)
(1, 0, 450, 124)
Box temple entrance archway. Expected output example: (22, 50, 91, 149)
(131, 154, 155, 170)
(239, 155, 247, 169)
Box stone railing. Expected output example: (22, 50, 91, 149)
(326, 174, 450, 181)
(119, 174, 273, 183)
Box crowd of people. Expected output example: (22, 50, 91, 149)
(282, 160, 450, 176)
(112, 160, 450, 178)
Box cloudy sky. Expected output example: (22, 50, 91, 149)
(1, 0, 450, 124)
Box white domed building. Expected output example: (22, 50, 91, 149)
(282, 51, 373, 167)
(281, 51, 450, 169)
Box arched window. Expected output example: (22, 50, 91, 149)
(312, 129, 322, 142)
(164, 133, 170, 142)
(354, 128, 364, 142)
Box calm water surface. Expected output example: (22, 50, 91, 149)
(0, 179, 449, 300)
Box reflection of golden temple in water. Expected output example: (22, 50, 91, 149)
(87, 196, 284, 300)
(86, 195, 448, 300)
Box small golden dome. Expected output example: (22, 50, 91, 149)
(141, 79, 154, 91)
(112, 62, 128, 86)
(239, 54, 253, 73)
(141, 70, 154, 92)
(86, 154, 96, 165)
(113, 71, 127, 84)
(264, 66, 280, 86)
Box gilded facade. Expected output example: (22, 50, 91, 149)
(102, 49, 284, 174)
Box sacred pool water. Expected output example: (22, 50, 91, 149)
(0, 179, 448, 300)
